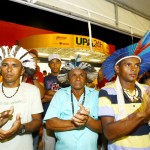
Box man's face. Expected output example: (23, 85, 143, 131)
(30, 53, 38, 65)
(48, 59, 61, 74)
(1, 58, 24, 84)
(68, 69, 87, 90)
(115, 57, 140, 82)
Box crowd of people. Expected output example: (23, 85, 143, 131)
(0, 30, 150, 150)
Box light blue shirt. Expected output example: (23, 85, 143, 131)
(44, 86, 99, 150)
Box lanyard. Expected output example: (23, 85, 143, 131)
(71, 89, 85, 115)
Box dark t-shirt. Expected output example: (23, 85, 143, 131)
(43, 74, 60, 117)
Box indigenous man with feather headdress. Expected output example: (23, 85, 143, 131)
(0, 45, 43, 150)
(44, 55, 102, 150)
(98, 31, 150, 150)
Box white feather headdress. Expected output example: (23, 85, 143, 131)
(0, 45, 36, 70)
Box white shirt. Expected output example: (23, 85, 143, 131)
(0, 82, 43, 150)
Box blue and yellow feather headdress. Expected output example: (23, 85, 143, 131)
(102, 30, 150, 81)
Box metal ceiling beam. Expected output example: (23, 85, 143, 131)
(106, 0, 150, 20)
(9, 0, 142, 38)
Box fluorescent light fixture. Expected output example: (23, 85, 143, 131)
(70, 56, 75, 59)
(75, 52, 90, 56)
(62, 57, 71, 60)
(89, 59, 100, 62)
(38, 52, 49, 56)
(26, 0, 37, 3)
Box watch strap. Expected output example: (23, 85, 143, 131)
(33, 77, 38, 80)
(18, 124, 26, 135)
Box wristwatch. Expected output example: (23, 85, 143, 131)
(18, 124, 26, 135)
(33, 77, 38, 80)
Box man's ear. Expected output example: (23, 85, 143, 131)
(21, 67, 25, 76)
(67, 78, 70, 84)
(67, 73, 70, 83)
(114, 65, 119, 74)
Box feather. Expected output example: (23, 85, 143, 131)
(13, 45, 21, 57)
(58, 54, 98, 83)
(134, 31, 150, 55)
(102, 30, 150, 81)
(0, 45, 36, 70)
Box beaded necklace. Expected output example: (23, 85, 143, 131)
(122, 85, 142, 102)
(2, 84, 20, 98)
(71, 89, 85, 115)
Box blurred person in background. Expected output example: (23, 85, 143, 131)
(42, 54, 62, 150)
(43, 70, 48, 77)
(139, 71, 150, 86)
(22, 49, 45, 150)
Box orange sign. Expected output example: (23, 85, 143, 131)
(19, 34, 109, 55)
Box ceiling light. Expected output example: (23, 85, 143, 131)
(89, 59, 101, 62)
(62, 57, 71, 60)
(75, 52, 90, 56)
(26, 0, 37, 3)
(38, 52, 49, 56)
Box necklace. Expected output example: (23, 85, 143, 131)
(71, 89, 85, 115)
(2, 84, 20, 98)
(123, 85, 142, 102)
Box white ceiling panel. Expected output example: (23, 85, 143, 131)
(112, 0, 150, 19)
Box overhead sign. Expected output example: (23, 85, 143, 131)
(19, 34, 110, 55)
